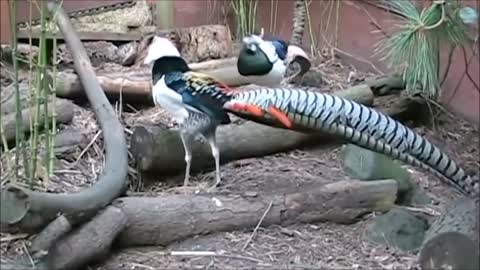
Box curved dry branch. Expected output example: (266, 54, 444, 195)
(0, 2, 128, 232)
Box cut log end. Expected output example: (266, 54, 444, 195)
(419, 198, 479, 270)
(419, 232, 479, 270)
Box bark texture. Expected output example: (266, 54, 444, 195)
(115, 179, 397, 246)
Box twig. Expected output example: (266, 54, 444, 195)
(461, 45, 480, 92)
(241, 200, 274, 251)
(446, 45, 479, 105)
(0, 233, 29, 242)
(345, 0, 391, 39)
(395, 205, 441, 217)
(72, 130, 102, 166)
(440, 44, 455, 87)
(152, 250, 265, 264)
(22, 241, 35, 268)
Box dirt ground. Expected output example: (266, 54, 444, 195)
(1, 56, 478, 270)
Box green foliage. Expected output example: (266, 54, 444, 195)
(1, 0, 61, 187)
(375, 0, 472, 100)
(231, 0, 259, 39)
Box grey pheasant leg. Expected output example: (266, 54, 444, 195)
(179, 131, 193, 187)
(207, 135, 222, 191)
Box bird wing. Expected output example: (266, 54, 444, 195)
(163, 71, 233, 124)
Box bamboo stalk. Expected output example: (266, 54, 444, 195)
(48, 36, 58, 177)
(43, 29, 50, 178)
(29, 0, 48, 187)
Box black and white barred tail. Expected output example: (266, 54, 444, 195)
(226, 88, 479, 197)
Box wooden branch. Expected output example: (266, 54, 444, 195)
(1, 98, 75, 146)
(131, 85, 375, 174)
(43, 206, 127, 270)
(53, 60, 252, 101)
(53, 51, 312, 101)
(189, 58, 255, 87)
(418, 197, 479, 270)
(364, 75, 405, 96)
(52, 128, 89, 158)
(115, 179, 397, 246)
(30, 215, 72, 254)
(0, 3, 128, 232)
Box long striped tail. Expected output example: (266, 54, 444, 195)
(224, 87, 479, 197)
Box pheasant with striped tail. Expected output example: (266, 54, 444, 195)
(224, 87, 479, 197)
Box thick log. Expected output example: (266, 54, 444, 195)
(53, 60, 254, 101)
(44, 206, 127, 270)
(115, 179, 397, 246)
(131, 85, 375, 174)
(364, 75, 405, 96)
(30, 215, 72, 255)
(1, 83, 31, 115)
(53, 53, 312, 103)
(418, 197, 479, 270)
(189, 57, 254, 87)
(54, 67, 151, 100)
(52, 128, 89, 158)
(0, 2, 128, 233)
(1, 98, 75, 145)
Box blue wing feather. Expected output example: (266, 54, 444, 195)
(164, 72, 232, 124)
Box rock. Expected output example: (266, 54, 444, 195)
(409, 189, 432, 206)
(365, 208, 429, 252)
(341, 143, 415, 205)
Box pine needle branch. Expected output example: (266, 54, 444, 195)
(374, 0, 472, 100)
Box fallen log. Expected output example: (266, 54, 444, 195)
(52, 128, 89, 158)
(53, 55, 311, 102)
(131, 85, 375, 174)
(1, 83, 31, 115)
(189, 57, 255, 87)
(53, 60, 255, 101)
(1, 98, 75, 146)
(4, 179, 395, 270)
(115, 179, 397, 246)
(44, 206, 127, 270)
(30, 215, 72, 255)
(418, 197, 479, 270)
